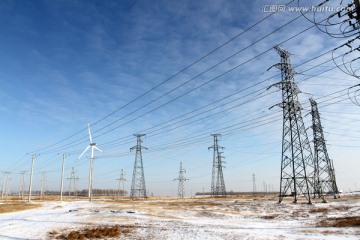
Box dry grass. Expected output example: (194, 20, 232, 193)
(48, 225, 132, 239)
(332, 205, 351, 212)
(0, 202, 40, 214)
(260, 215, 278, 220)
(318, 216, 360, 228)
(308, 205, 351, 216)
(163, 200, 223, 208)
(309, 208, 329, 213)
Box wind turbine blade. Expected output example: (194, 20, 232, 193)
(88, 123, 93, 144)
(77, 146, 90, 160)
(94, 146, 103, 152)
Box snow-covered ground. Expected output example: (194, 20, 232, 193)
(0, 195, 359, 239)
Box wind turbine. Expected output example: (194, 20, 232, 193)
(77, 123, 103, 201)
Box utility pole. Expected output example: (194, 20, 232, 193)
(1, 172, 5, 200)
(130, 134, 147, 199)
(253, 174, 256, 195)
(269, 46, 315, 204)
(209, 134, 226, 196)
(28, 154, 38, 202)
(40, 172, 46, 200)
(310, 98, 339, 199)
(19, 171, 26, 199)
(1, 172, 10, 200)
(174, 162, 189, 199)
(116, 169, 126, 197)
(263, 181, 266, 193)
(5, 176, 11, 197)
(60, 153, 69, 202)
(74, 171, 79, 197)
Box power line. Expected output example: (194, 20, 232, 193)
(35, 8, 310, 156)
(32, 1, 294, 154)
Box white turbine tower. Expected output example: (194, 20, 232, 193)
(77, 123, 102, 201)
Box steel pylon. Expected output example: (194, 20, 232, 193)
(130, 134, 147, 199)
(174, 162, 188, 199)
(270, 46, 316, 204)
(310, 98, 339, 199)
(209, 134, 226, 196)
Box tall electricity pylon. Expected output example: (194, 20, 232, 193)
(130, 134, 147, 199)
(174, 162, 189, 199)
(209, 134, 226, 196)
(269, 46, 316, 204)
(116, 169, 126, 197)
(310, 98, 339, 199)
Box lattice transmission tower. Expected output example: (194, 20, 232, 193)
(116, 169, 126, 197)
(209, 134, 226, 196)
(130, 134, 147, 199)
(269, 46, 317, 204)
(310, 98, 340, 199)
(67, 167, 78, 196)
(174, 162, 189, 199)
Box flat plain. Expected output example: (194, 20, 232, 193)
(0, 194, 359, 239)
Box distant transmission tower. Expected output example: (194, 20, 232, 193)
(40, 172, 46, 200)
(269, 46, 316, 204)
(310, 98, 339, 199)
(130, 134, 147, 199)
(67, 167, 78, 196)
(19, 171, 26, 199)
(67, 168, 74, 196)
(1, 172, 10, 200)
(116, 169, 126, 197)
(252, 173, 256, 195)
(209, 134, 226, 196)
(174, 162, 189, 199)
(74, 172, 79, 197)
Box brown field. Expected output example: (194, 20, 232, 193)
(318, 216, 360, 228)
(0, 201, 40, 214)
(48, 225, 133, 240)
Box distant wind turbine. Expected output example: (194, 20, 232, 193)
(77, 123, 103, 201)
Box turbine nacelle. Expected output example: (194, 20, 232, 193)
(77, 123, 103, 160)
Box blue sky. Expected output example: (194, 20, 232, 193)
(1, 0, 360, 196)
